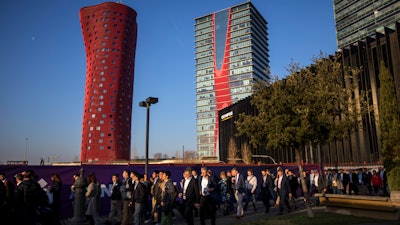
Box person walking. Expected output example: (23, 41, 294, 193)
(276, 168, 292, 215)
(231, 167, 245, 219)
(120, 169, 133, 225)
(49, 173, 62, 220)
(178, 167, 200, 225)
(160, 170, 176, 225)
(243, 169, 257, 212)
(105, 174, 122, 225)
(260, 168, 273, 213)
(313, 169, 326, 206)
(85, 173, 101, 225)
(218, 171, 231, 215)
(198, 167, 218, 225)
(131, 172, 146, 225)
(150, 170, 161, 224)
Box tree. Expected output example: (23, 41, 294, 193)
(241, 142, 253, 164)
(236, 54, 366, 217)
(378, 61, 400, 191)
(153, 153, 162, 160)
(227, 137, 239, 163)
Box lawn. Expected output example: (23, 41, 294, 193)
(237, 212, 398, 225)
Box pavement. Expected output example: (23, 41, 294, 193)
(61, 197, 399, 225)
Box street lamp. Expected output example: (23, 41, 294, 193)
(139, 97, 158, 178)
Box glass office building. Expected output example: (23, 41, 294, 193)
(195, 2, 269, 158)
(334, 0, 400, 48)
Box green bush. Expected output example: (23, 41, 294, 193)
(388, 166, 400, 191)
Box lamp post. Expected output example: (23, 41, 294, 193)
(139, 97, 158, 178)
(24, 137, 28, 165)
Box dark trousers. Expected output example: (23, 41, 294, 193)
(278, 189, 291, 213)
(260, 188, 270, 212)
(349, 182, 358, 195)
(199, 195, 216, 225)
(181, 201, 195, 225)
(243, 190, 256, 211)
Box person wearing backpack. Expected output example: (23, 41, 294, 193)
(243, 169, 258, 212)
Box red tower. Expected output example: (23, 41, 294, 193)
(80, 2, 137, 163)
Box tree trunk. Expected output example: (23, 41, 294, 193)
(295, 147, 314, 218)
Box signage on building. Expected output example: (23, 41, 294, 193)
(221, 111, 233, 121)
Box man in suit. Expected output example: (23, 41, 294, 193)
(105, 174, 122, 225)
(231, 167, 246, 219)
(348, 169, 359, 195)
(198, 167, 218, 225)
(178, 167, 200, 225)
(313, 169, 326, 206)
(260, 168, 273, 213)
(276, 168, 292, 215)
(339, 169, 349, 194)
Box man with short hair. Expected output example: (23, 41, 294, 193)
(120, 169, 133, 225)
(105, 174, 122, 225)
(150, 170, 161, 224)
(243, 169, 257, 212)
(131, 172, 146, 225)
(198, 167, 218, 225)
(276, 168, 292, 215)
(160, 170, 176, 225)
(260, 168, 273, 213)
(178, 168, 200, 225)
(231, 167, 245, 219)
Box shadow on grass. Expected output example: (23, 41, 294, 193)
(236, 212, 398, 225)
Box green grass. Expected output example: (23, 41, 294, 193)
(237, 212, 397, 225)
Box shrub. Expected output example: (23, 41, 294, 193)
(388, 167, 400, 192)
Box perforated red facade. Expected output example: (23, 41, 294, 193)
(80, 2, 137, 163)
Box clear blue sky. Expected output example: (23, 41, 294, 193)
(0, 0, 337, 165)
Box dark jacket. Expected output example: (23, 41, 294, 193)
(278, 175, 292, 197)
(233, 173, 246, 194)
(198, 175, 219, 201)
(110, 181, 122, 200)
(182, 177, 200, 206)
(120, 178, 133, 200)
(132, 181, 146, 204)
(315, 175, 326, 193)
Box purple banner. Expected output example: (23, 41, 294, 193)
(0, 163, 319, 219)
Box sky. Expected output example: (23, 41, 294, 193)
(0, 0, 338, 165)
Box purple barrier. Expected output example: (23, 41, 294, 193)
(0, 163, 319, 219)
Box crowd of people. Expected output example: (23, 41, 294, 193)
(87, 166, 300, 225)
(0, 166, 390, 225)
(304, 167, 390, 198)
(0, 170, 62, 225)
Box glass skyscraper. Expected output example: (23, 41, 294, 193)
(195, 2, 269, 158)
(334, 0, 400, 48)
